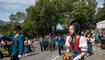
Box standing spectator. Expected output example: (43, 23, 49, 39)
(86, 33, 93, 56)
(95, 32, 100, 47)
(100, 32, 105, 49)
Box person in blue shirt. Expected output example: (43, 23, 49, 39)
(95, 32, 100, 47)
(43, 36, 48, 51)
(61, 35, 65, 48)
(39, 36, 44, 51)
(56, 34, 64, 55)
(51, 36, 56, 51)
(10, 25, 24, 60)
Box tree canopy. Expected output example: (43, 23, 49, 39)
(1, 0, 105, 37)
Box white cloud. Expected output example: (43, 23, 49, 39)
(0, 11, 10, 22)
(0, 0, 37, 22)
(0, 0, 36, 11)
(4, 3, 28, 11)
(99, 5, 104, 8)
(0, 0, 36, 5)
(0, 0, 104, 22)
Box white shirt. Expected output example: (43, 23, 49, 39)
(91, 38, 95, 42)
(86, 37, 95, 42)
(25, 40, 31, 45)
(65, 36, 88, 51)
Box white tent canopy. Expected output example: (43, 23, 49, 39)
(96, 20, 105, 29)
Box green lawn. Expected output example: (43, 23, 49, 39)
(1, 47, 35, 57)
(1, 48, 9, 57)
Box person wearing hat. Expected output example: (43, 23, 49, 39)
(65, 20, 87, 60)
(10, 25, 24, 60)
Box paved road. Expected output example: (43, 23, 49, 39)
(55, 47, 105, 60)
(4, 46, 59, 60)
(85, 47, 105, 60)
(3, 42, 105, 60)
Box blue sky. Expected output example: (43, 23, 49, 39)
(97, 0, 104, 8)
(0, 0, 36, 22)
(0, 0, 104, 22)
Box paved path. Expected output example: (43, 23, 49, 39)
(3, 43, 105, 60)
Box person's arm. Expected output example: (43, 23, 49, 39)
(74, 36, 87, 60)
(79, 51, 87, 57)
(18, 35, 24, 58)
(73, 51, 87, 60)
(65, 36, 71, 48)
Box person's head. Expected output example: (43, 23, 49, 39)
(69, 25, 76, 36)
(87, 33, 91, 37)
(14, 25, 21, 34)
(25, 36, 28, 40)
(34, 37, 36, 40)
(68, 20, 81, 36)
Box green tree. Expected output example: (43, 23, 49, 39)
(96, 2, 105, 22)
(72, 1, 97, 29)
(1, 11, 26, 36)
(9, 11, 26, 24)
(22, 0, 60, 36)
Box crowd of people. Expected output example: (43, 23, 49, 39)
(0, 21, 105, 60)
(81, 28, 105, 56)
(0, 35, 34, 60)
(38, 34, 66, 55)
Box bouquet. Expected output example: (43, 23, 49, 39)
(63, 49, 73, 60)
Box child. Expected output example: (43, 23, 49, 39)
(65, 20, 87, 60)
(24, 36, 31, 56)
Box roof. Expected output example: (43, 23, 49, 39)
(97, 20, 105, 24)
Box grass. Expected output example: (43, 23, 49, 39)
(1, 47, 35, 57)
(1, 48, 9, 57)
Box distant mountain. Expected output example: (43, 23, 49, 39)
(0, 20, 6, 26)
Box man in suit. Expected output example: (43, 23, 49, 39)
(10, 25, 24, 60)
